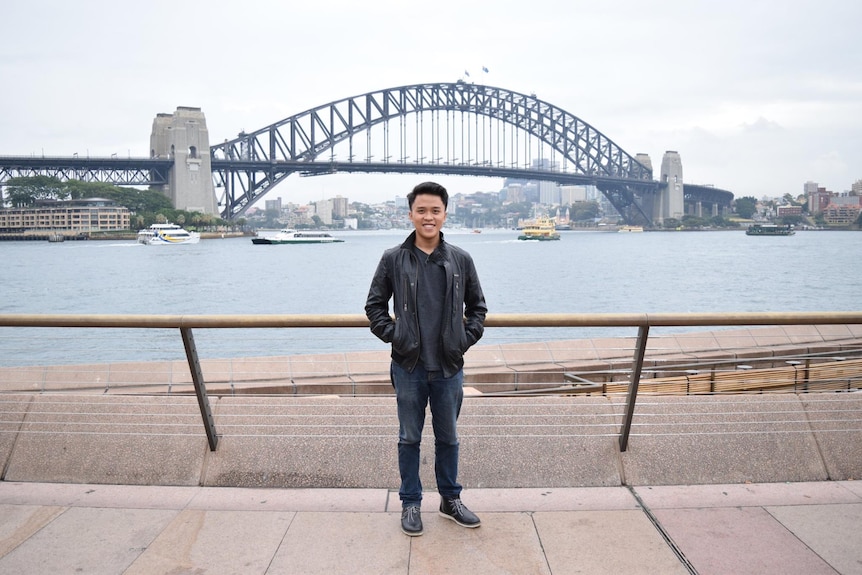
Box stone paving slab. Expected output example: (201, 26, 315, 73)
(766, 503, 862, 575)
(651, 506, 840, 575)
(126, 509, 296, 575)
(0, 506, 178, 575)
(534, 509, 689, 575)
(2, 481, 862, 574)
(634, 480, 862, 509)
(269, 512, 409, 575)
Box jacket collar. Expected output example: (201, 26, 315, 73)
(400, 230, 446, 252)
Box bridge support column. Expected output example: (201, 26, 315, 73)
(656, 151, 684, 226)
(150, 107, 217, 216)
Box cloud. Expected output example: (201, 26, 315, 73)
(1, 0, 859, 203)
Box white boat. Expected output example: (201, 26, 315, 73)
(137, 223, 200, 245)
(618, 225, 644, 233)
(252, 229, 344, 244)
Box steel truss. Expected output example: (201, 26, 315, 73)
(210, 82, 670, 221)
(0, 157, 171, 187)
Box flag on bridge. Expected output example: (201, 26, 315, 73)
(482, 66, 489, 73)
(464, 70, 470, 77)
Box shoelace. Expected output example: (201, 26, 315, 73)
(446, 498, 465, 515)
(403, 506, 420, 520)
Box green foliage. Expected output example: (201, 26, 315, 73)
(710, 215, 741, 229)
(681, 215, 705, 228)
(734, 196, 758, 219)
(5, 175, 68, 206)
(568, 201, 600, 221)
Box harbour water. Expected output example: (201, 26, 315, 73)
(1, 228, 859, 366)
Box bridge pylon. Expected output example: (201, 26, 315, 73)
(656, 150, 684, 225)
(150, 107, 217, 215)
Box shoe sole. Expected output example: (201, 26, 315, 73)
(401, 527, 423, 537)
(438, 511, 481, 528)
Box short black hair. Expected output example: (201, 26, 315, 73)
(407, 181, 448, 210)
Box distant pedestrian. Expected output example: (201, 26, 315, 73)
(365, 181, 487, 536)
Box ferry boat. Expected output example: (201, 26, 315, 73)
(745, 224, 795, 236)
(618, 225, 644, 233)
(137, 223, 200, 245)
(251, 229, 345, 244)
(517, 218, 561, 241)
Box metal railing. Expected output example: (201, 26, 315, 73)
(2, 311, 861, 452)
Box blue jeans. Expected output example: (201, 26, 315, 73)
(391, 361, 464, 507)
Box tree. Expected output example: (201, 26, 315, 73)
(5, 176, 68, 207)
(568, 201, 599, 222)
(734, 196, 758, 219)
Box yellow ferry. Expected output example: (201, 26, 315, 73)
(518, 217, 561, 241)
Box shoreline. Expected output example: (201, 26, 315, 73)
(0, 230, 251, 241)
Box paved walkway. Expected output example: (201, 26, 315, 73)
(1, 480, 860, 574)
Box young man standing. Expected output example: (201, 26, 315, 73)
(365, 181, 487, 537)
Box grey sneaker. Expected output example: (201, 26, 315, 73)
(439, 497, 481, 528)
(401, 505, 423, 536)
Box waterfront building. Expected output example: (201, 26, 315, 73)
(776, 205, 802, 218)
(823, 196, 861, 226)
(0, 197, 130, 233)
(806, 183, 832, 215)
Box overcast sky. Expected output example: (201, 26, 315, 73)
(2, 0, 859, 205)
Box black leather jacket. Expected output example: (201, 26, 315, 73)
(365, 231, 487, 378)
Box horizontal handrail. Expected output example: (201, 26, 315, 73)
(2, 311, 861, 453)
(2, 311, 862, 329)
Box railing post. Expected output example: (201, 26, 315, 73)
(619, 324, 649, 452)
(181, 327, 219, 451)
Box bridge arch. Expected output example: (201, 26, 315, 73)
(210, 82, 663, 222)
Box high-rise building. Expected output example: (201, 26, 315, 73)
(315, 199, 333, 225)
(807, 184, 832, 215)
(560, 185, 588, 205)
(332, 195, 349, 219)
(504, 183, 524, 203)
(265, 198, 283, 212)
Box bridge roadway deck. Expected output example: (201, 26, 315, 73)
(1, 326, 861, 573)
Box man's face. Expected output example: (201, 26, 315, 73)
(409, 193, 447, 241)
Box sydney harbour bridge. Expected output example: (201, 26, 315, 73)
(0, 82, 733, 227)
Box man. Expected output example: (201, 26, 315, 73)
(365, 181, 488, 537)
